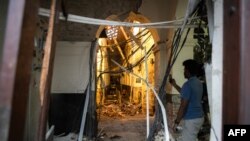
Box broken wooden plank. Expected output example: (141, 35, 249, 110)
(37, 0, 61, 141)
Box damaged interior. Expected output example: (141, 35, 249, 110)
(4, 0, 249, 141)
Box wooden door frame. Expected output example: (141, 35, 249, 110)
(0, 0, 39, 141)
(223, 1, 250, 140)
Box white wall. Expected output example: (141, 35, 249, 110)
(51, 41, 91, 93)
(139, 0, 178, 91)
(172, 1, 224, 140)
(210, 0, 223, 140)
(171, 45, 194, 94)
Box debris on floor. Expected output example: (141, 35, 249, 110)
(120, 103, 142, 116)
(97, 114, 152, 141)
(53, 133, 93, 141)
(98, 103, 142, 119)
(154, 129, 176, 141)
(99, 104, 125, 118)
(53, 133, 78, 141)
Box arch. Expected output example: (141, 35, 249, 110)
(95, 12, 160, 49)
(95, 12, 160, 114)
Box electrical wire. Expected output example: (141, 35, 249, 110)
(98, 28, 150, 60)
(97, 43, 154, 78)
(147, 1, 204, 140)
(96, 31, 153, 75)
(78, 39, 98, 141)
(98, 30, 150, 53)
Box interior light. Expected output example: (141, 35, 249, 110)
(132, 21, 140, 35)
(105, 25, 118, 40)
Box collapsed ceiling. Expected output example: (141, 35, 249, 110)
(40, 0, 142, 41)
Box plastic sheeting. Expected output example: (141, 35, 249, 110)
(51, 41, 91, 93)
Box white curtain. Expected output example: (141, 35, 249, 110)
(51, 41, 91, 93)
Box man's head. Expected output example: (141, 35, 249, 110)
(183, 59, 198, 79)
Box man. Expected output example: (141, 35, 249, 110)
(169, 59, 204, 141)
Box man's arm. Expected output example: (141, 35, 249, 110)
(175, 98, 189, 124)
(172, 82, 181, 93)
(169, 76, 181, 93)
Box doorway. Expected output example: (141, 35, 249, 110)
(95, 12, 159, 140)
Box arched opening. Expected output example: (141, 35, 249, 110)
(95, 12, 160, 140)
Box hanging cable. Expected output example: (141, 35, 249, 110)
(78, 39, 98, 141)
(97, 43, 155, 78)
(148, 1, 203, 140)
(96, 31, 153, 75)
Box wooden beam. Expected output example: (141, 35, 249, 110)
(223, 0, 250, 125)
(0, 0, 39, 141)
(37, 0, 61, 141)
(223, 0, 240, 124)
(239, 0, 250, 124)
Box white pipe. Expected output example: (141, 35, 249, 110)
(143, 42, 150, 137)
(111, 59, 170, 141)
(78, 41, 98, 141)
(38, 8, 203, 28)
(123, 26, 150, 137)
(78, 84, 90, 141)
(210, 0, 223, 140)
(45, 125, 55, 140)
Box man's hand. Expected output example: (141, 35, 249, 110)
(173, 123, 178, 133)
(169, 74, 176, 85)
(169, 74, 181, 93)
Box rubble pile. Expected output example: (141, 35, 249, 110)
(100, 104, 124, 118)
(154, 129, 176, 141)
(120, 103, 141, 116)
(98, 103, 142, 118)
